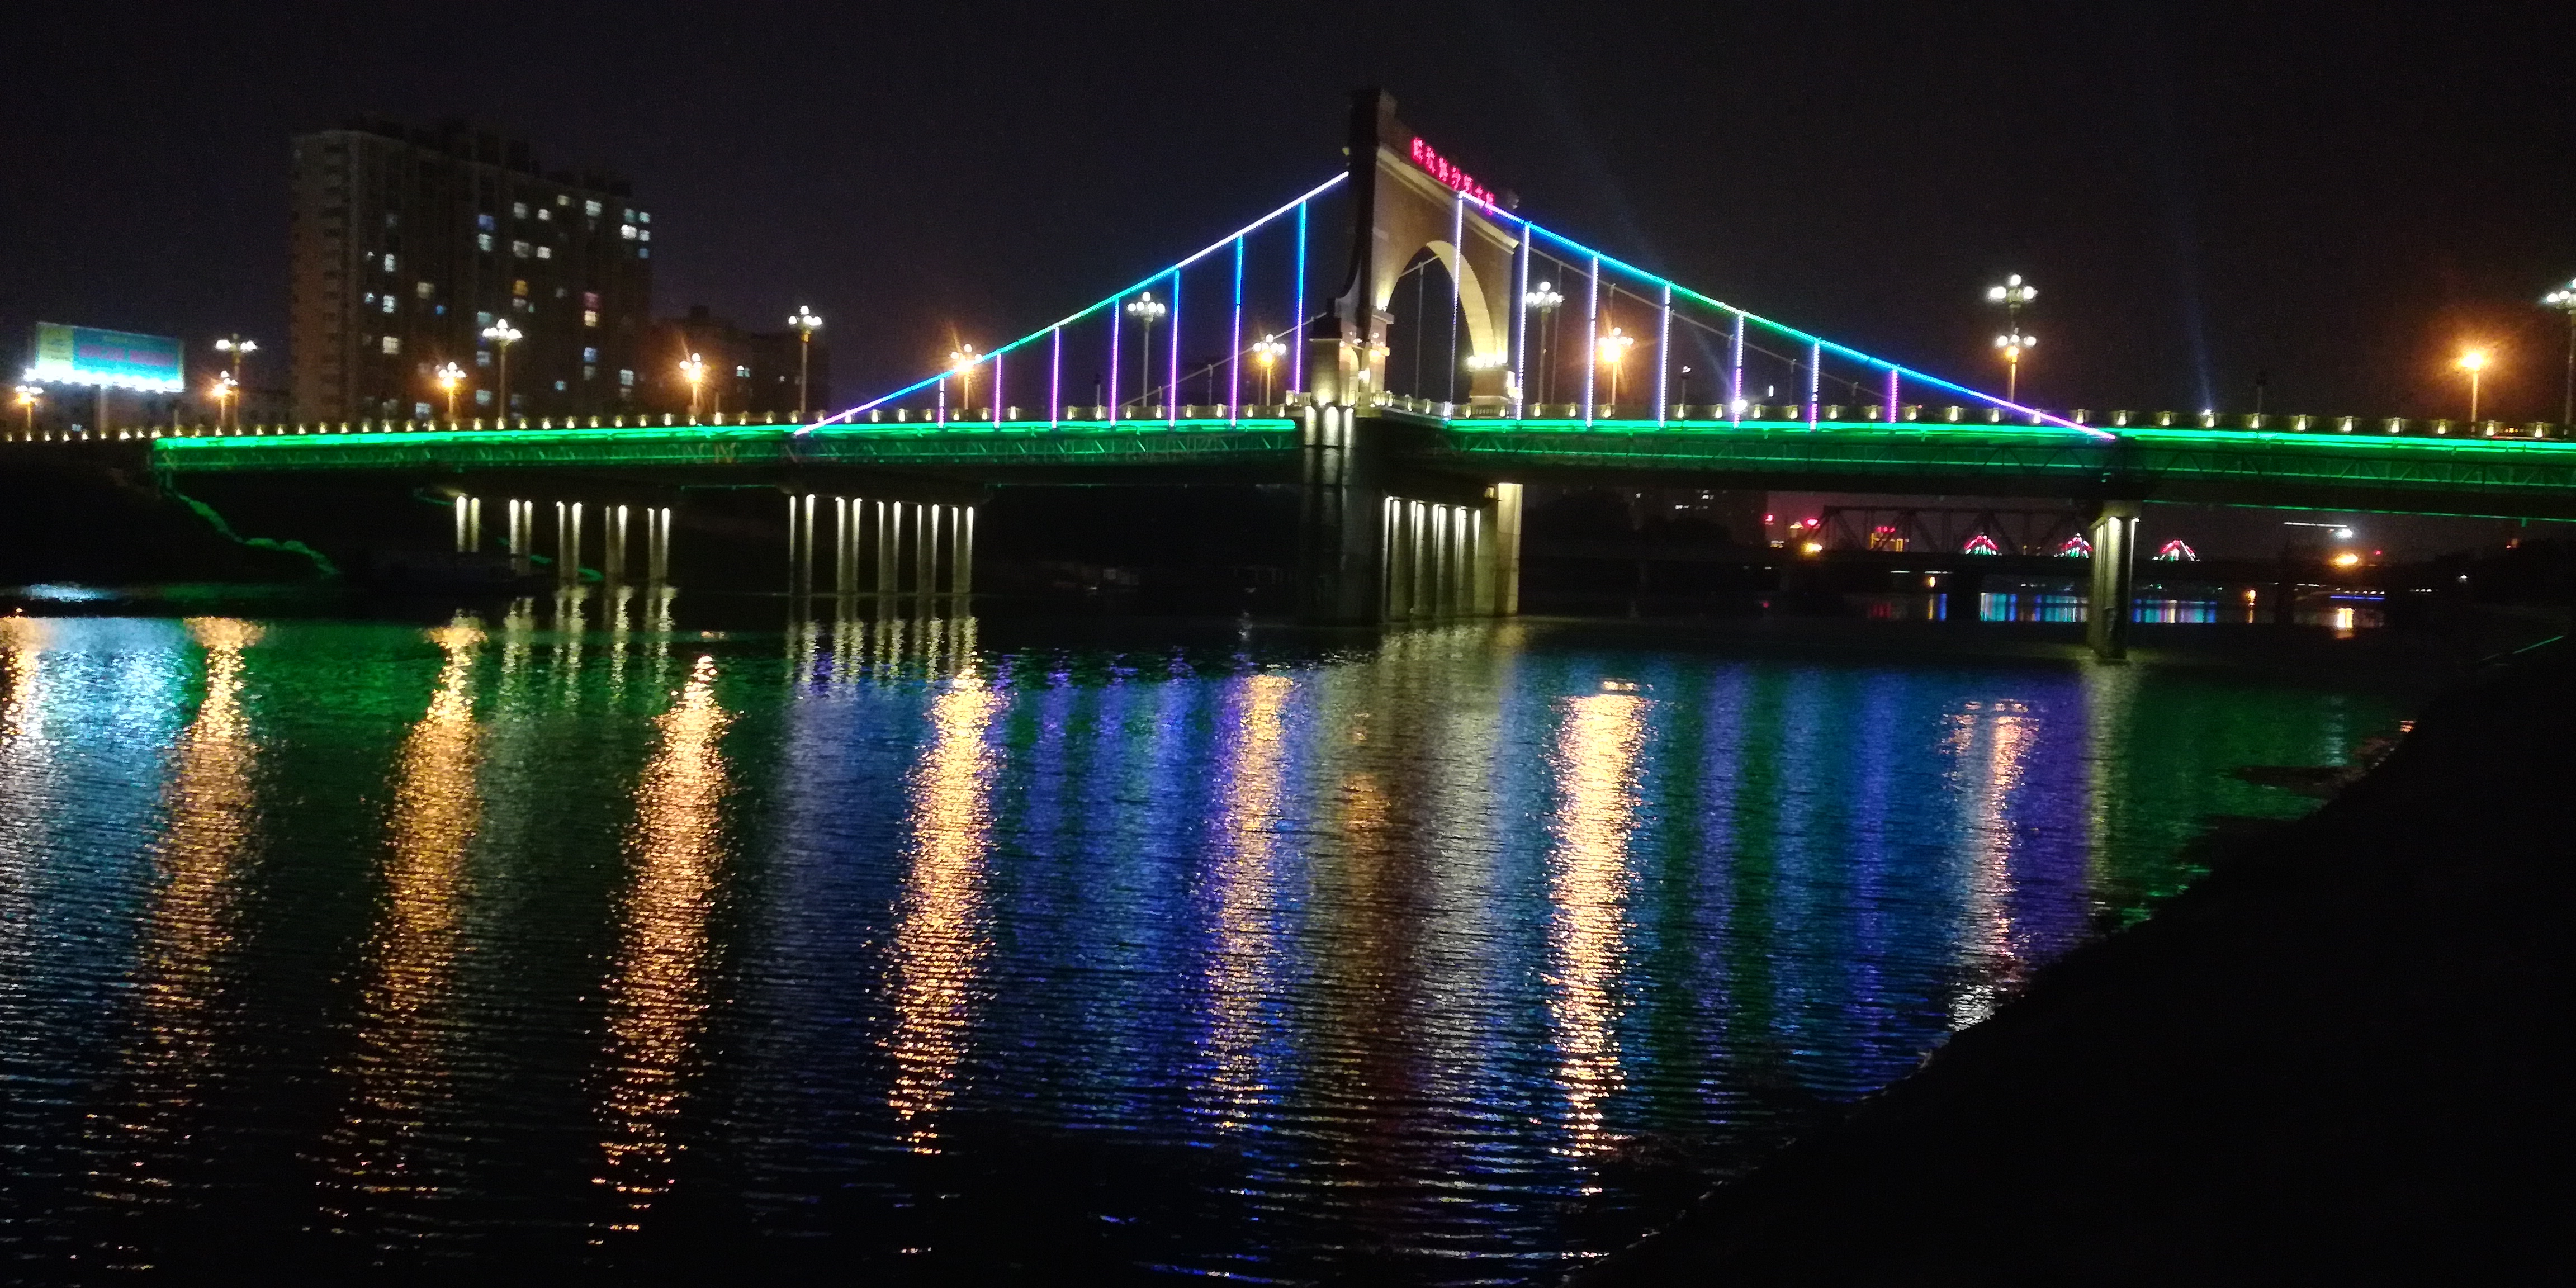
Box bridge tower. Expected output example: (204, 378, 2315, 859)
(1298, 89, 1525, 626)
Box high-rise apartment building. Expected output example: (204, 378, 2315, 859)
(288, 119, 652, 422)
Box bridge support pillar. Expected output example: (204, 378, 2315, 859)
(875, 500, 898, 597)
(647, 506, 671, 585)
(1297, 404, 1388, 625)
(605, 505, 628, 585)
(915, 504, 939, 598)
(453, 496, 471, 553)
(1492, 482, 1522, 617)
(2087, 501, 2141, 659)
(787, 493, 817, 597)
(951, 505, 974, 598)
(555, 501, 583, 585)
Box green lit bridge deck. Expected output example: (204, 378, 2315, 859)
(149, 414, 2576, 518)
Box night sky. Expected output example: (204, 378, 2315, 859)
(7, 1, 2570, 422)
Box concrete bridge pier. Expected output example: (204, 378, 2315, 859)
(553, 501, 585, 585)
(1379, 484, 1521, 622)
(603, 504, 628, 585)
(646, 506, 671, 584)
(2087, 500, 2142, 659)
(1296, 406, 1388, 624)
(451, 495, 483, 554)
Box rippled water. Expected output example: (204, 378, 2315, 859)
(0, 599, 2415, 1280)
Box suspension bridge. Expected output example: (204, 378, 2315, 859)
(138, 91, 2576, 657)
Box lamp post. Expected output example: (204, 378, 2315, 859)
(788, 305, 823, 420)
(1523, 280, 1565, 405)
(948, 344, 982, 414)
(1251, 334, 1287, 405)
(2457, 347, 2490, 424)
(16, 384, 39, 437)
(2542, 281, 2576, 429)
(481, 320, 522, 423)
(209, 372, 236, 430)
(434, 361, 466, 423)
(1597, 326, 1634, 409)
(1993, 330, 2035, 403)
(213, 335, 258, 428)
(679, 352, 707, 423)
(1124, 292, 1166, 411)
(1985, 274, 2037, 402)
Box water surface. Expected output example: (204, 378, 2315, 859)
(0, 599, 2418, 1280)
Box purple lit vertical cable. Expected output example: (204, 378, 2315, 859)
(1807, 340, 1821, 429)
(1449, 193, 1465, 409)
(1885, 365, 1899, 423)
(1107, 303, 1121, 425)
(1049, 326, 1061, 427)
(1228, 235, 1243, 423)
(1656, 283, 1672, 425)
(936, 375, 947, 425)
(1291, 200, 1307, 396)
(1583, 254, 1599, 425)
(991, 352, 1002, 427)
(1512, 224, 1530, 419)
(1167, 269, 1181, 425)
(1730, 314, 1745, 425)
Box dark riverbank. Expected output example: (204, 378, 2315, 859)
(1580, 639, 2572, 1284)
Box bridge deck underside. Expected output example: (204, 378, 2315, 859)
(149, 416, 2576, 517)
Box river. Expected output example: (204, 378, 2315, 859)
(0, 593, 2422, 1280)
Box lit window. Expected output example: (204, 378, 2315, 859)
(364, 291, 377, 304)
(536, 207, 552, 222)
(582, 346, 598, 362)
(618, 368, 635, 387)
(582, 291, 600, 309)
(535, 245, 551, 259)
(476, 213, 496, 230)
(434, 304, 446, 316)
(476, 310, 493, 327)
(414, 281, 433, 299)
(555, 193, 570, 206)
(638, 211, 650, 224)
(583, 364, 596, 380)
(382, 253, 396, 272)
(735, 365, 749, 378)
(637, 230, 650, 243)
(414, 401, 432, 418)
(512, 201, 527, 218)
(582, 310, 599, 328)
(476, 233, 493, 252)
(622, 208, 635, 221)
(381, 335, 401, 354)
(512, 279, 529, 296)
(385, 212, 400, 228)
(584, 199, 602, 217)
(637, 247, 648, 259)
(510, 240, 530, 257)
(553, 380, 566, 392)
(381, 296, 396, 314)
(476, 351, 493, 368)
(619, 224, 636, 240)
(475, 389, 492, 406)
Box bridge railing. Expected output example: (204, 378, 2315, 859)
(0, 409, 819, 444)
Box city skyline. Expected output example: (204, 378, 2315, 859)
(4, 2, 2571, 423)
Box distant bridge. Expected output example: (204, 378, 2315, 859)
(110, 91, 2576, 655)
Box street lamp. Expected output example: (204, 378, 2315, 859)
(1596, 326, 1635, 408)
(679, 352, 707, 423)
(948, 344, 983, 413)
(1251, 334, 1287, 404)
(209, 372, 237, 429)
(1523, 280, 1565, 404)
(434, 361, 466, 423)
(1985, 274, 2037, 401)
(481, 320, 522, 422)
(2542, 280, 2576, 429)
(214, 335, 258, 428)
(1124, 292, 1166, 410)
(1993, 330, 2036, 402)
(15, 384, 39, 437)
(2457, 346, 2490, 424)
(788, 305, 823, 420)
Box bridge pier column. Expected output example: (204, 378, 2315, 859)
(834, 498, 856, 598)
(467, 498, 482, 554)
(1296, 406, 1389, 626)
(915, 504, 939, 598)
(454, 496, 471, 553)
(605, 505, 628, 585)
(875, 500, 898, 598)
(556, 501, 583, 586)
(787, 493, 817, 597)
(951, 505, 974, 598)
(647, 506, 670, 585)
(1493, 482, 1522, 617)
(2087, 500, 2141, 660)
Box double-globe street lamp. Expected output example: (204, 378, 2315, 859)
(1124, 292, 1167, 411)
(214, 335, 258, 428)
(949, 344, 983, 414)
(1251, 334, 1288, 405)
(2457, 347, 2491, 424)
(13, 385, 38, 436)
(1986, 274, 2037, 402)
(434, 362, 467, 423)
(679, 352, 708, 423)
(789, 305, 823, 420)
(1523, 281, 1565, 405)
(481, 320, 523, 422)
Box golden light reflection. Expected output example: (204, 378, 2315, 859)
(886, 672, 1002, 1151)
(325, 618, 484, 1223)
(1200, 674, 1294, 1125)
(595, 655, 730, 1228)
(1546, 691, 1644, 1154)
(1947, 699, 2040, 1028)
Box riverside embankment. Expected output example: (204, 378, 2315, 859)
(1581, 640, 2572, 1284)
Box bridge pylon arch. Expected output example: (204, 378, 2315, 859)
(1310, 91, 1522, 411)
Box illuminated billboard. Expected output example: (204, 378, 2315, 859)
(25, 322, 185, 392)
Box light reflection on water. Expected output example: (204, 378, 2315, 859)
(0, 609, 2422, 1280)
